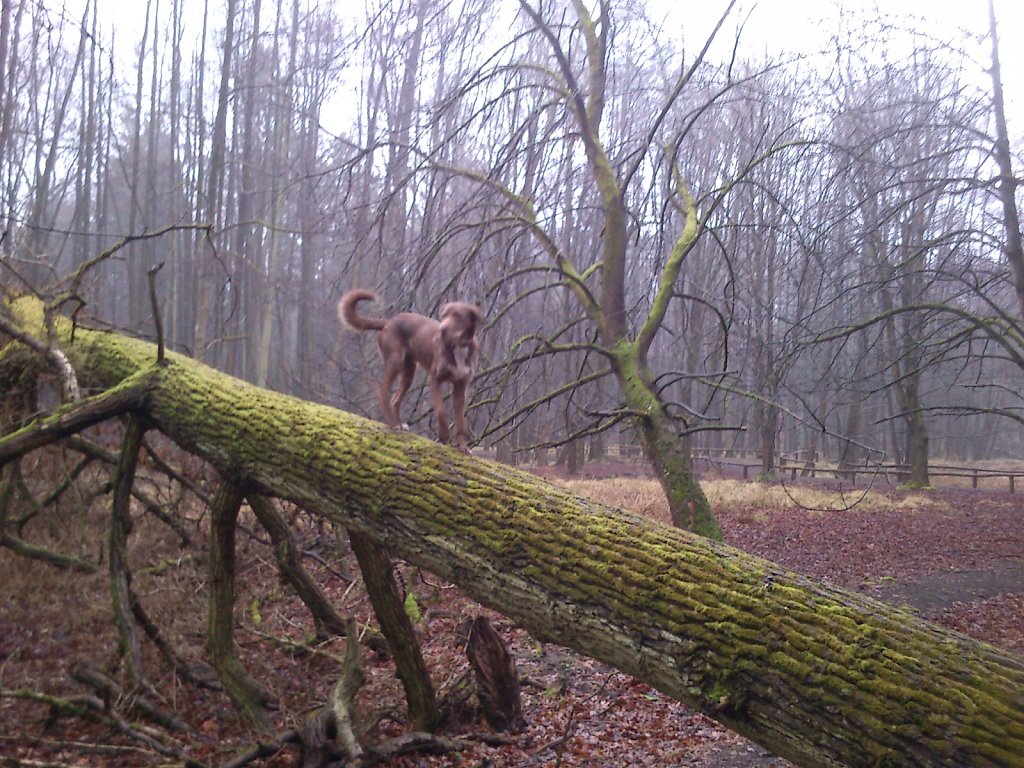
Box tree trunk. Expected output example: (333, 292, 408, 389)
(207, 480, 274, 732)
(987, 0, 1024, 321)
(635, 409, 718, 538)
(5, 296, 1024, 768)
(126, 0, 152, 328)
(903, 409, 930, 487)
(516, 1, 720, 538)
(348, 530, 438, 731)
(109, 415, 146, 687)
(615, 351, 720, 539)
(195, 0, 237, 363)
(756, 401, 778, 479)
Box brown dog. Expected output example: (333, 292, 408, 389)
(339, 289, 481, 452)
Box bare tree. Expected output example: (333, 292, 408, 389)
(988, 0, 1024, 321)
(460, 0, 806, 536)
(783, 14, 1015, 484)
(3, 0, 1023, 480)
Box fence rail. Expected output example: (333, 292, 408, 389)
(609, 444, 1024, 493)
(705, 454, 1022, 492)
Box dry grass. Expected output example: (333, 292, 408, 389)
(703, 478, 946, 514)
(557, 477, 946, 522)
(558, 478, 672, 525)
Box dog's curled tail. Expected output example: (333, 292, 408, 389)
(338, 289, 387, 332)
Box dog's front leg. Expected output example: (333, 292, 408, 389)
(452, 379, 469, 453)
(428, 375, 450, 445)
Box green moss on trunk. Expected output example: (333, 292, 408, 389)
(612, 344, 720, 539)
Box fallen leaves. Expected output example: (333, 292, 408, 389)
(1, 478, 1021, 767)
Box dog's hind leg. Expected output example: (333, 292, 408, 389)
(389, 355, 416, 430)
(377, 353, 405, 428)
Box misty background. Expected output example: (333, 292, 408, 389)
(2, 0, 1022, 477)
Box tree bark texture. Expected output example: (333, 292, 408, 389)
(613, 348, 721, 539)
(4, 297, 1024, 768)
(207, 480, 274, 732)
(348, 529, 438, 731)
(467, 616, 524, 733)
(109, 414, 146, 686)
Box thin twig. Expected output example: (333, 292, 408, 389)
(147, 262, 166, 364)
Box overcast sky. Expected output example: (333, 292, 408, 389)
(675, 0, 1022, 128)
(61, 0, 1024, 139)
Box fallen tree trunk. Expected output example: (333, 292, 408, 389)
(4, 296, 1024, 768)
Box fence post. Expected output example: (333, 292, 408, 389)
(1011, 475, 1016, 495)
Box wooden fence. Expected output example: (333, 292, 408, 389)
(610, 444, 1024, 493)
(692, 450, 1019, 493)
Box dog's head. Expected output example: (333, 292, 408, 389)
(439, 302, 482, 346)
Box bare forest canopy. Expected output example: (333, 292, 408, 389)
(2, 295, 1024, 768)
(1, 0, 1023, 487)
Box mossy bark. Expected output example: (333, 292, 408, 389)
(517, 2, 719, 540)
(613, 346, 720, 539)
(4, 296, 1024, 768)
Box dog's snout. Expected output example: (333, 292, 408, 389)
(441, 318, 467, 344)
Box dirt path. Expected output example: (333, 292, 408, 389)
(870, 557, 1024, 612)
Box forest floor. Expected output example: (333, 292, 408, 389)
(1, 459, 1022, 767)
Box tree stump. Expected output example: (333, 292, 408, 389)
(466, 616, 524, 733)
